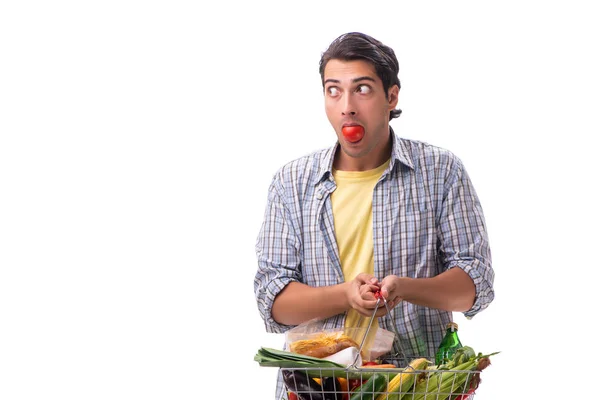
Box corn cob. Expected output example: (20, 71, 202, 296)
(406, 358, 477, 400)
(423, 368, 472, 400)
(375, 358, 429, 400)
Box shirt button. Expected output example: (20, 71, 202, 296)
(317, 193, 323, 200)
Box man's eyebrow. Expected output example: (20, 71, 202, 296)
(352, 76, 376, 84)
(324, 76, 376, 85)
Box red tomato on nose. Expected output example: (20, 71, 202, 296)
(341, 125, 364, 142)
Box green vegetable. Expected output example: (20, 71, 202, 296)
(377, 358, 429, 400)
(254, 347, 399, 380)
(437, 346, 476, 370)
(254, 347, 345, 369)
(450, 347, 476, 366)
(349, 373, 387, 400)
(407, 352, 499, 400)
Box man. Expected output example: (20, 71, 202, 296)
(254, 32, 495, 399)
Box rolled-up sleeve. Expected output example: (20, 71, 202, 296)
(254, 174, 302, 333)
(437, 157, 495, 319)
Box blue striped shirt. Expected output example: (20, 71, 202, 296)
(254, 131, 494, 398)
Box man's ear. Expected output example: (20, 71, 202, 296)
(388, 85, 400, 109)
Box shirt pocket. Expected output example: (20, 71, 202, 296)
(384, 206, 438, 279)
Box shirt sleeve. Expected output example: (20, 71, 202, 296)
(437, 156, 495, 319)
(254, 173, 302, 333)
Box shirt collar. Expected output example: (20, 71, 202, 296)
(313, 127, 414, 186)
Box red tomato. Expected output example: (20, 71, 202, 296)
(341, 125, 364, 142)
(287, 392, 298, 400)
(362, 361, 379, 366)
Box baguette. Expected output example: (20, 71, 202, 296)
(290, 333, 360, 359)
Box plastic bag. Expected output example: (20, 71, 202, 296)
(284, 318, 394, 362)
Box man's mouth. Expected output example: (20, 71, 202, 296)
(341, 124, 365, 143)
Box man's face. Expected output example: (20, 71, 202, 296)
(323, 59, 399, 169)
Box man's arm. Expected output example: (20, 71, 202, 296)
(272, 282, 351, 325)
(272, 274, 385, 326)
(380, 153, 493, 316)
(255, 172, 386, 332)
(380, 267, 475, 312)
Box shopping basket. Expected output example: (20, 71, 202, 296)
(280, 354, 482, 400)
(276, 295, 493, 399)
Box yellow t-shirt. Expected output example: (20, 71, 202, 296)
(331, 159, 390, 348)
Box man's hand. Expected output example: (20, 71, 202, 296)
(379, 275, 405, 310)
(346, 273, 379, 317)
(347, 273, 399, 318)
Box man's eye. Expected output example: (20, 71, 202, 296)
(357, 85, 371, 94)
(327, 87, 340, 96)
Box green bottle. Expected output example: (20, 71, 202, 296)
(435, 322, 463, 366)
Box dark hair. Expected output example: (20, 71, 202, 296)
(319, 32, 402, 120)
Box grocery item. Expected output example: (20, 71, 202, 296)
(341, 125, 364, 142)
(349, 373, 387, 400)
(323, 346, 362, 367)
(375, 358, 429, 400)
(435, 322, 462, 366)
(290, 332, 360, 359)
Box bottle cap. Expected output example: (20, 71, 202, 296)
(446, 322, 458, 331)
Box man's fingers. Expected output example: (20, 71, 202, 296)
(380, 286, 390, 298)
(355, 273, 375, 284)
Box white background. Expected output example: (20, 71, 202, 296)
(1, 1, 598, 399)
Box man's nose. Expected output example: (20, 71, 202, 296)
(341, 95, 357, 116)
